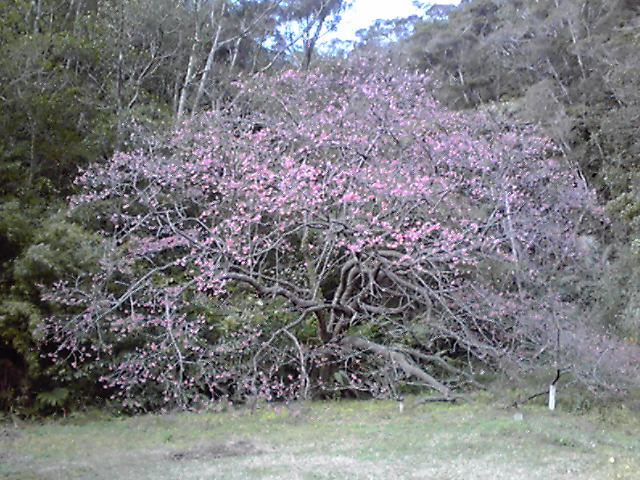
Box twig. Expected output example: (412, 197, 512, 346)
(511, 368, 562, 408)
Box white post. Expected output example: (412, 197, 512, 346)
(548, 384, 556, 411)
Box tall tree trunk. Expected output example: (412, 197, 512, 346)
(27, 114, 37, 188)
(229, 34, 243, 73)
(301, 15, 325, 71)
(177, 44, 198, 119)
(191, 1, 227, 117)
(177, 0, 202, 119)
(32, 0, 42, 34)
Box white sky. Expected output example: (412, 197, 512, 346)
(325, 0, 461, 43)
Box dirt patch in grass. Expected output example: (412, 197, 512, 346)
(170, 439, 262, 461)
(0, 426, 22, 440)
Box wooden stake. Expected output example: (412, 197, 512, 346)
(548, 384, 556, 411)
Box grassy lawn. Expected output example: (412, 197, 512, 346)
(1, 396, 639, 479)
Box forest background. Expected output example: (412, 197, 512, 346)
(1, 0, 639, 415)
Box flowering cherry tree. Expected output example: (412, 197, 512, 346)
(43, 59, 598, 408)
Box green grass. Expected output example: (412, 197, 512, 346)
(1, 396, 639, 479)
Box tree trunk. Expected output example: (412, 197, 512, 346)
(32, 0, 42, 34)
(342, 336, 453, 398)
(177, 44, 198, 119)
(177, 0, 202, 119)
(301, 16, 325, 71)
(191, 1, 226, 116)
